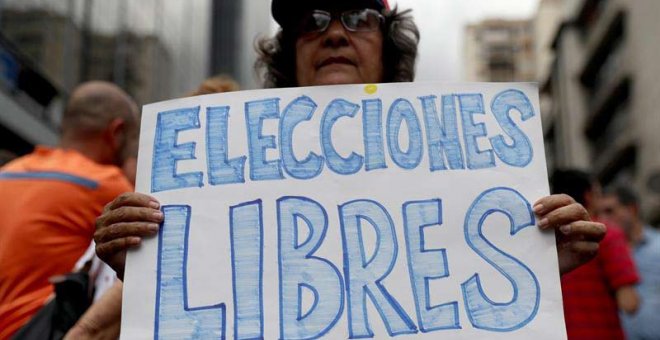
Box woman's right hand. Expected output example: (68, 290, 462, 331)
(94, 192, 163, 280)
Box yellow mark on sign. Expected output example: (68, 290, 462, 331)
(364, 84, 378, 95)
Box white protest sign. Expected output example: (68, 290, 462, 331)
(123, 82, 566, 339)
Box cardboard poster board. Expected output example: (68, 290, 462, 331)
(122, 82, 566, 339)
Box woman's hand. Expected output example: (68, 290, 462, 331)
(94, 192, 163, 280)
(534, 194, 606, 275)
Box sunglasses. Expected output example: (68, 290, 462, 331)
(298, 9, 384, 35)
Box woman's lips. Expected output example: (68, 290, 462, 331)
(317, 56, 356, 69)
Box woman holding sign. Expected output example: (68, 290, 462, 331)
(94, 0, 605, 322)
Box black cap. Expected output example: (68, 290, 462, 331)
(271, 0, 390, 29)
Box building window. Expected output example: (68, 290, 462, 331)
(590, 36, 623, 102)
(591, 101, 629, 160)
(579, 0, 610, 39)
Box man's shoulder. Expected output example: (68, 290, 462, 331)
(44, 147, 130, 191)
(0, 147, 131, 200)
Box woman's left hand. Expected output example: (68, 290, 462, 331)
(533, 194, 606, 275)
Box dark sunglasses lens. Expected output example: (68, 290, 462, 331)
(343, 9, 381, 31)
(301, 11, 331, 33)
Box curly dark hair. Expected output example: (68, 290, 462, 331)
(255, 7, 420, 88)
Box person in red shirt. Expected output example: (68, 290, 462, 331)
(0, 81, 139, 339)
(551, 169, 640, 339)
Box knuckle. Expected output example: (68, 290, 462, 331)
(141, 208, 156, 221)
(575, 241, 599, 255)
(119, 238, 131, 248)
(108, 225, 122, 239)
(567, 203, 582, 215)
(95, 244, 107, 257)
(93, 228, 104, 241)
(95, 216, 104, 230)
(117, 192, 131, 203)
(568, 220, 581, 229)
(136, 222, 150, 232)
(573, 202, 588, 213)
(114, 207, 129, 221)
(106, 240, 120, 252)
(546, 210, 561, 223)
(584, 243, 599, 256)
(560, 194, 576, 204)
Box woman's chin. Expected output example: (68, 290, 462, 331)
(312, 72, 362, 86)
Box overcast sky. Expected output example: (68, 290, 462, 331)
(393, 0, 541, 81)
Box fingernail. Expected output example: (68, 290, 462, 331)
(149, 200, 160, 209)
(129, 237, 141, 245)
(560, 225, 572, 234)
(538, 218, 549, 228)
(153, 211, 163, 219)
(533, 204, 544, 214)
(147, 224, 160, 232)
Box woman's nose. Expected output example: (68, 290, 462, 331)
(322, 19, 350, 47)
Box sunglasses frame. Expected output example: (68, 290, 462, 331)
(298, 8, 385, 36)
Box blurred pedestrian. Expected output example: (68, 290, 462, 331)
(0, 81, 138, 339)
(186, 74, 240, 96)
(551, 169, 640, 339)
(64, 75, 240, 339)
(601, 186, 660, 340)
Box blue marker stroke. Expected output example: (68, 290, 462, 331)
(230, 200, 264, 340)
(489, 90, 535, 167)
(207, 106, 246, 185)
(419, 95, 465, 171)
(362, 99, 387, 171)
(461, 187, 540, 332)
(155, 205, 225, 339)
(403, 199, 461, 332)
(245, 98, 284, 181)
(386, 99, 423, 170)
(320, 99, 364, 175)
(152, 107, 204, 193)
(339, 200, 418, 338)
(278, 197, 344, 339)
(280, 96, 325, 180)
(457, 94, 496, 170)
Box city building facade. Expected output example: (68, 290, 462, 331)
(534, 0, 565, 171)
(464, 19, 536, 82)
(209, 0, 272, 89)
(0, 32, 60, 155)
(0, 0, 214, 155)
(543, 0, 660, 222)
